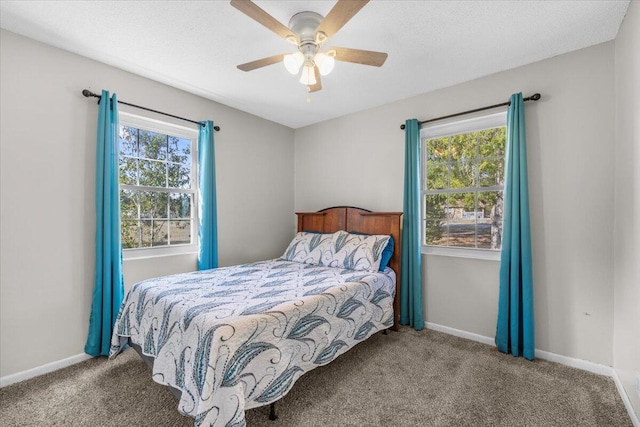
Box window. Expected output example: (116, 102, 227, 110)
(118, 113, 198, 258)
(421, 112, 506, 259)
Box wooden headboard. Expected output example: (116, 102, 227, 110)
(295, 206, 403, 331)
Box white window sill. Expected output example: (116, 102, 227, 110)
(123, 245, 198, 261)
(422, 246, 501, 261)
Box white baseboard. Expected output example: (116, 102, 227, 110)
(426, 322, 612, 376)
(613, 370, 640, 427)
(0, 353, 93, 388)
(534, 348, 612, 376)
(426, 322, 495, 346)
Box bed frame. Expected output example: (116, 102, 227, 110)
(295, 206, 403, 331)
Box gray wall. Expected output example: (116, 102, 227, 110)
(295, 42, 616, 366)
(613, 0, 640, 417)
(0, 29, 295, 377)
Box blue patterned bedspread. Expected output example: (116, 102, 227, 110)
(110, 259, 395, 427)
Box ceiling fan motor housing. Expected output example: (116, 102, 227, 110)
(288, 11, 323, 41)
(289, 11, 324, 61)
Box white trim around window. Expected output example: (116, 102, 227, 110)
(421, 111, 507, 140)
(421, 110, 507, 260)
(423, 246, 501, 261)
(119, 112, 199, 261)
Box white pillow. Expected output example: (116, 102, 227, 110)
(281, 232, 334, 266)
(327, 230, 391, 272)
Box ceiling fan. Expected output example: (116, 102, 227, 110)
(230, 0, 388, 93)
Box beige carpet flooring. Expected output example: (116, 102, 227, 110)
(0, 328, 632, 426)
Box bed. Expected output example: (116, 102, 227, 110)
(110, 206, 402, 426)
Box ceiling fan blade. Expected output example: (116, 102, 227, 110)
(315, 0, 369, 41)
(308, 67, 322, 93)
(237, 54, 286, 72)
(230, 0, 298, 44)
(330, 47, 388, 67)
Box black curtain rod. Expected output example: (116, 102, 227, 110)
(82, 90, 220, 131)
(400, 93, 541, 130)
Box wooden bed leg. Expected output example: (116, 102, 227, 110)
(269, 402, 278, 421)
(383, 329, 388, 335)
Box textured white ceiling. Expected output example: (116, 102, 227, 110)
(0, 1, 630, 129)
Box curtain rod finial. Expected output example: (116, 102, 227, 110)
(82, 89, 96, 98)
(530, 93, 541, 101)
(400, 124, 406, 130)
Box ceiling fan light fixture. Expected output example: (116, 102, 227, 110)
(299, 64, 317, 85)
(314, 52, 335, 76)
(284, 51, 304, 74)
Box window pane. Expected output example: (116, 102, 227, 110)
(450, 161, 475, 189)
(140, 220, 153, 247)
(477, 191, 503, 249)
(447, 192, 476, 247)
(449, 132, 477, 161)
(425, 220, 446, 246)
(168, 136, 191, 165)
(140, 191, 168, 219)
(169, 193, 191, 219)
(448, 192, 476, 214)
(151, 220, 169, 247)
(121, 220, 139, 249)
(425, 194, 447, 219)
(170, 220, 191, 245)
(119, 157, 138, 185)
(138, 130, 167, 160)
(168, 163, 191, 189)
(426, 162, 447, 190)
(119, 126, 138, 157)
(478, 159, 504, 187)
(120, 189, 138, 219)
(139, 159, 167, 187)
(479, 127, 506, 157)
(447, 221, 476, 247)
(141, 220, 171, 247)
(426, 137, 447, 162)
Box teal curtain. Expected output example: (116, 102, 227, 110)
(85, 90, 124, 357)
(496, 93, 535, 360)
(197, 121, 219, 270)
(400, 119, 425, 330)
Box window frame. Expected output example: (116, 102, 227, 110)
(420, 111, 507, 261)
(118, 112, 199, 260)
